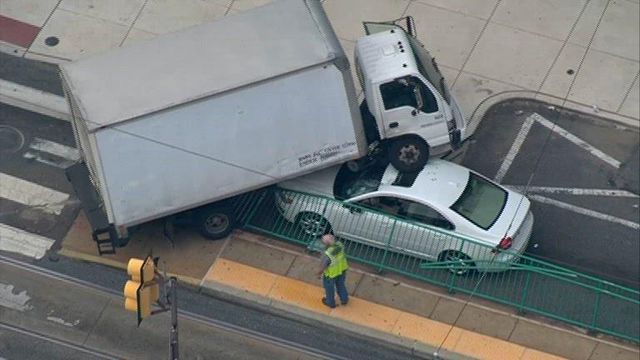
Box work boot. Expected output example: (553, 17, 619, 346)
(321, 297, 336, 309)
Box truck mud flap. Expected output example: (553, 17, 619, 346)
(65, 162, 110, 231)
(66, 162, 127, 254)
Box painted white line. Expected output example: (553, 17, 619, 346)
(0, 223, 55, 260)
(29, 137, 79, 161)
(509, 186, 639, 198)
(529, 195, 640, 230)
(0, 173, 69, 215)
(0, 79, 70, 122)
(23, 151, 75, 169)
(494, 116, 535, 183)
(530, 113, 621, 168)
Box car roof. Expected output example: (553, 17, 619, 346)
(376, 159, 470, 208)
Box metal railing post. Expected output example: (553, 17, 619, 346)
(377, 219, 397, 273)
(518, 270, 532, 314)
(589, 283, 604, 335)
(243, 190, 267, 227)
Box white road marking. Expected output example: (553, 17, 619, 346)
(494, 116, 535, 183)
(23, 151, 76, 169)
(46, 316, 80, 327)
(0, 173, 69, 215)
(0, 283, 33, 312)
(0, 224, 56, 260)
(0, 79, 70, 122)
(509, 186, 639, 198)
(530, 113, 621, 168)
(529, 195, 640, 230)
(28, 137, 79, 161)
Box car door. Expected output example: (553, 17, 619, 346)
(391, 198, 456, 260)
(363, 17, 416, 37)
(339, 195, 400, 248)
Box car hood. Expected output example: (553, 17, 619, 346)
(277, 164, 341, 198)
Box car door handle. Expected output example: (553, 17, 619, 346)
(389, 122, 399, 129)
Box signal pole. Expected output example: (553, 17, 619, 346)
(169, 277, 179, 360)
(124, 256, 180, 360)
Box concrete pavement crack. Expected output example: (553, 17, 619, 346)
(81, 297, 112, 347)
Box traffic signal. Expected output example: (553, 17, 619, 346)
(124, 256, 159, 325)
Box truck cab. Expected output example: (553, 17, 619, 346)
(355, 17, 466, 172)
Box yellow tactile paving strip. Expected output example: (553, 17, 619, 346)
(204, 259, 566, 360)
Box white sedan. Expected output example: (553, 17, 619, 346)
(276, 159, 534, 274)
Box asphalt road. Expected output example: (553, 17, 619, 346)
(0, 323, 115, 360)
(0, 103, 80, 245)
(462, 99, 639, 288)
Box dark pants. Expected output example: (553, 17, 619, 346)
(323, 272, 349, 307)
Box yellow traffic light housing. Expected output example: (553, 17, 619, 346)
(124, 256, 159, 325)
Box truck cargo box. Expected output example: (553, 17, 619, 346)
(61, 0, 366, 230)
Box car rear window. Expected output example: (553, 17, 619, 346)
(334, 163, 386, 199)
(450, 173, 507, 230)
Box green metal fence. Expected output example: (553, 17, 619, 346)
(233, 188, 640, 343)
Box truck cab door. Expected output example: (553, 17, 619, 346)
(377, 76, 449, 143)
(363, 17, 415, 36)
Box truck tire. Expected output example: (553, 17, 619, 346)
(196, 206, 235, 240)
(388, 137, 429, 173)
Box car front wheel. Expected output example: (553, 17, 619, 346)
(439, 250, 474, 276)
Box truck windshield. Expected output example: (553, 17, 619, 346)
(450, 173, 508, 230)
(380, 77, 438, 113)
(334, 164, 385, 200)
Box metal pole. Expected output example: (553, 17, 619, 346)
(169, 277, 179, 360)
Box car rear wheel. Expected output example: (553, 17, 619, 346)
(439, 250, 474, 276)
(296, 212, 331, 238)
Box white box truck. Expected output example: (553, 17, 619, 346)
(62, 0, 466, 253)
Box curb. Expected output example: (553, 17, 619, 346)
(198, 280, 473, 360)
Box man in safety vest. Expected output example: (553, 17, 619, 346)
(317, 234, 349, 308)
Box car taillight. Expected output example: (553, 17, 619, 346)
(498, 236, 513, 250)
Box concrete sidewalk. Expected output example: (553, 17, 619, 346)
(0, 0, 638, 128)
(59, 212, 640, 360)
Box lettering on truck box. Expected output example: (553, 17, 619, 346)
(298, 142, 358, 168)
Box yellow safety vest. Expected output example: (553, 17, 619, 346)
(324, 242, 349, 278)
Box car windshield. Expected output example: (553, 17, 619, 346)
(334, 164, 385, 199)
(450, 173, 507, 229)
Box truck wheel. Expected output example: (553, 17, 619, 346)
(388, 138, 429, 172)
(196, 206, 235, 240)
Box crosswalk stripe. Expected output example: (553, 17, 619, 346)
(23, 151, 75, 169)
(28, 137, 79, 161)
(0, 173, 69, 215)
(0, 223, 55, 260)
